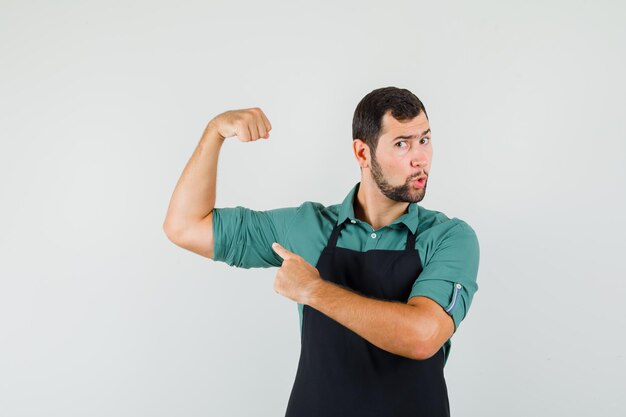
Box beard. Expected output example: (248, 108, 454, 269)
(370, 152, 427, 203)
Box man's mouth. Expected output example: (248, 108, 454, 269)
(411, 176, 427, 188)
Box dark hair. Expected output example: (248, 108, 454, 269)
(352, 86, 428, 152)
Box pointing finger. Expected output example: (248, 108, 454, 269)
(272, 242, 292, 260)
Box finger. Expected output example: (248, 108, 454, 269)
(249, 120, 260, 141)
(272, 242, 292, 259)
(256, 119, 267, 139)
(236, 121, 251, 142)
(258, 110, 272, 134)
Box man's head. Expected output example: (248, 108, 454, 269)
(352, 87, 432, 203)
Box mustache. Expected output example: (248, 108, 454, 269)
(408, 172, 428, 181)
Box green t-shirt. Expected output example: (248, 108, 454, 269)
(211, 182, 480, 365)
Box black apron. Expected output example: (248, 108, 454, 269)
(285, 220, 450, 417)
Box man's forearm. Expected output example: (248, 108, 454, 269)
(306, 280, 427, 360)
(163, 123, 224, 233)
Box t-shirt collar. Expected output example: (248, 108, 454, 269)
(337, 182, 419, 234)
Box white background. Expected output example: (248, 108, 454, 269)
(1, 0, 625, 416)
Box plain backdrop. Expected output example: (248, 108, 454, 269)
(1, 0, 625, 416)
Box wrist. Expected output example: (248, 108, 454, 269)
(203, 120, 226, 142)
(306, 278, 328, 307)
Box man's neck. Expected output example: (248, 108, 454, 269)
(354, 177, 410, 231)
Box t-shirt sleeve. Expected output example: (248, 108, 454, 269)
(211, 205, 301, 268)
(407, 221, 480, 332)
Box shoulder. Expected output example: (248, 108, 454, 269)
(293, 200, 341, 222)
(417, 205, 477, 237)
(416, 206, 479, 258)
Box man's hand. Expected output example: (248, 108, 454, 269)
(271, 242, 324, 304)
(206, 107, 272, 142)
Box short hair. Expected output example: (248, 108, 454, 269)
(352, 86, 428, 153)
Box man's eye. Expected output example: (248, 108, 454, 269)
(420, 137, 430, 145)
(395, 141, 407, 148)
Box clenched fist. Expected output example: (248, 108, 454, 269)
(207, 107, 272, 142)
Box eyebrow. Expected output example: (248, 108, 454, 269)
(391, 129, 431, 141)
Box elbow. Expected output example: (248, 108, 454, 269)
(163, 217, 216, 260)
(411, 342, 439, 361)
(409, 323, 440, 361)
(163, 219, 184, 245)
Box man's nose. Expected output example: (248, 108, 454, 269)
(410, 148, 428, 168)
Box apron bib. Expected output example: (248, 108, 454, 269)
(285, 221, 450, 417)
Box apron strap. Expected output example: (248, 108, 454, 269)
(327, 221, 345, 249)
(405, 227, 417, 252)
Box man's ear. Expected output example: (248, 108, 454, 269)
(352, 139, 370, 169)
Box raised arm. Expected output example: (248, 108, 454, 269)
(162, 108, 272, 259)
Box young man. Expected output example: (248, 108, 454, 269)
(163, 87, 480, 417)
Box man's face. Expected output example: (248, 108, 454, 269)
(369, 111, 432, 203)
